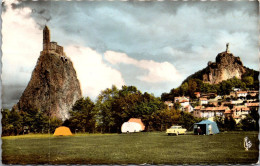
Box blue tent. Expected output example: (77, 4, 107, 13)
(194, 120, 219, 135)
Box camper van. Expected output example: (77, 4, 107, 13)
(121, 122, 143, 133)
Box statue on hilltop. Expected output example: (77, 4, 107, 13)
(226, 43, 230, 53)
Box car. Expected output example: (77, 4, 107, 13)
(166, 125, 187, 136)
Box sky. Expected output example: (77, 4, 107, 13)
(1, 0, 259, 109)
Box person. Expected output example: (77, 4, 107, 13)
(209, 124, 212, 135)
(197, 126, 201, 135)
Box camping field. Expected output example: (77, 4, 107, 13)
(2, 131, 259, 164)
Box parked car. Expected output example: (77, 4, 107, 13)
(166, 125, 187, 136)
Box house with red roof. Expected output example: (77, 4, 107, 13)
(236, 91, 248, 98)
(164, 101, 174, 110)
(232, 106, 250, 119)
(194, 92, 200, 98)
(224, 105, 251, 123)
(192, 106, 229, 120)
(174, 96, 190, 103)
(246, 102, 259, 111)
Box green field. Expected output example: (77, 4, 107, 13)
(2, 131, 259, 164)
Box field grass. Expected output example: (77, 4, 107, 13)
(2, 131, 259, 164)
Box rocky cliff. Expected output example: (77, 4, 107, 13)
(182, 48, 251, 85)
(202, 51, 246, 84)
(17, 51, 82, 121)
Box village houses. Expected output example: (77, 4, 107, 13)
(193, 106, 229, 121)
(164, 88, 258, 124)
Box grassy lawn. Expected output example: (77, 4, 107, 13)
(2, 131, 259, 164)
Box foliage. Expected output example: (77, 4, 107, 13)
(161, 66, 259, 102)
(178, 111, 203, 130)
(242, 76, 254, 86)
(20, 108, 49, 133)
(224, 116, 236, 131)
(50, 117, 63, 133)
(240, 109, 259, 131)
(150, 109, 180, 131)
(2, 109, 23, 136)
(68, 97, 97, 133)
(2, 108, 51, 136)
(150, 109, 203, 131)
(214, 116, 237, 131)
(96, 85, 166, 133)
(162, 74, 258, 101)
(214, 116, 225, 131)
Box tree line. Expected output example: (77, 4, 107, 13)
(2, 108, 62, 136)
(63, 85, 204, 133)
(2, 84, 258, 136)
(2, 85, 202, 136)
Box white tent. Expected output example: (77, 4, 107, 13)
(121, 122, 142, 133)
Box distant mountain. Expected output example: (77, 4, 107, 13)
(16, 26, 82, 121)
(182, 46, 259, 85)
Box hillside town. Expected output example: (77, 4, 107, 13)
(164, 89, 259, 124)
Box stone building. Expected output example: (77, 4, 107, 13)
(41, 26, 65, 56)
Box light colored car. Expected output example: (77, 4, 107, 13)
(166, 125, 187, 136)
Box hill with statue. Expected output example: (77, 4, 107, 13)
(162, 44, 259, 100)
(184, 43, 258, 85)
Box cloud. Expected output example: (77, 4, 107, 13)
(2, 2, 42, 85)
(104, 51, 183, 83)
(2, 0, 42, 108)
(17, 1, 258, 73)
(65, 46, 125, 99)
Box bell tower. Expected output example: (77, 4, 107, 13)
(43, 26, 50, 51)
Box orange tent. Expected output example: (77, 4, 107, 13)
(128, 118, 145, 131)
(53, 126, 72, 136)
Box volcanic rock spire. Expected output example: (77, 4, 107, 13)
(17, 26, 82, 120)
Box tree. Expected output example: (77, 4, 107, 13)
(188, 79, 197, 98)
(224, 116, 236, 131)
(2, 109, 11, 136)
(2, 107, 54, 135)
(96, 85, 119, 133)
(20, 108, 49, 133)
(214, 116, 225, 131)
(34, 110, 49, 133)
(240, 109, 259, 131)
(178, 111, 202, 130)
(68, 97, 97, 133)
(50, 117, 63, 133)
(242, 76, 254, 87)
(161, 92, 171, 102)
(179, 82, 188, 96)
(151, 109, 178, 131)
(2, 109, 23, 136)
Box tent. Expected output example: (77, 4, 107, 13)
(53, 126, 72, 136)
(193, 120, 219, 135)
